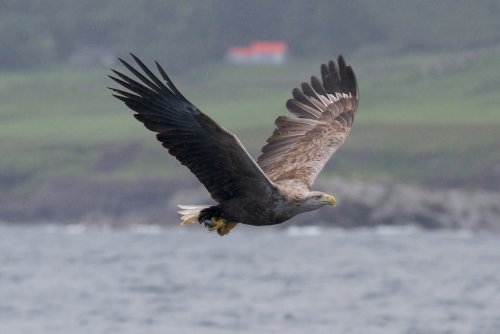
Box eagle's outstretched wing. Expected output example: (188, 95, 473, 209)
(109, 54, 275, 202)
(257, 56, 358, 189)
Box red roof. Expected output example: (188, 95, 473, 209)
(227, 40, 288, 56)
(249, 41, 288, 54)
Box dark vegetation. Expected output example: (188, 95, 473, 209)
(2, 1, 500, 71)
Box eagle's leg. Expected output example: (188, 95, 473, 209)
(205, 217, 225, 231)
(205, 218, 238, 236)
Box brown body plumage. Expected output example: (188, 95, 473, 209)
(109, 54, 358, 235)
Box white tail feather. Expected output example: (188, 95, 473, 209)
(177, 205, 210, 225)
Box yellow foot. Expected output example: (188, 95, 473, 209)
(217, 222, 238, 236)
(206, 217, 226, 231)
(205, 218, 238, 236)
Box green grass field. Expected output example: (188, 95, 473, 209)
(1, 49, 499, 193)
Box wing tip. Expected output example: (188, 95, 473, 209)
(328, 55, 357, 99)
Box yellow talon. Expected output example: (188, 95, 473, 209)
(217, 222, 238, 236)
(208, 217, 226, 231)
(206, 218, 238, 236)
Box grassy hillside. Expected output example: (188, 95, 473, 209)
(1, 49, 500, 197)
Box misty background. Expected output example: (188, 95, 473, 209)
(1, 0, 500, 228)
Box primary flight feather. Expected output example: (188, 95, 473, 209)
(109, 54, 358, 236)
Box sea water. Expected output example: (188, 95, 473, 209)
(1, 223, 499, 334)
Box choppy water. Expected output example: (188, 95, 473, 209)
(1, 223, 500, 334)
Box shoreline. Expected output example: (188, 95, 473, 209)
(2, 177, 499, 231)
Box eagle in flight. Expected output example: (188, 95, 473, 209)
(109, 54, 358, 236)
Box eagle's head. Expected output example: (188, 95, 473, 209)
(301, 191, 336, 210)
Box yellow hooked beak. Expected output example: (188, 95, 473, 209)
(321, 194, 337, 206)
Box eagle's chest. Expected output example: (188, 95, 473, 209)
(221, 194, 306, 226)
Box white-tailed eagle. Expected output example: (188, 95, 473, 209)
(109, 54, 358, 235)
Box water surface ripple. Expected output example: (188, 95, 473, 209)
(1, 224, 499, 334)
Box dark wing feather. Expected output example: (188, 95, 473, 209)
(257, 56, 359, 189)
(109, 54, 275, 202)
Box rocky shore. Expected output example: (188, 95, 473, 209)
(309, 178, 500, 231)
(2, 177, 500, 231)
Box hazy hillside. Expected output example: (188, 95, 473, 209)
(1, 48, 499, 224)
(1, 1, 499, 226)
